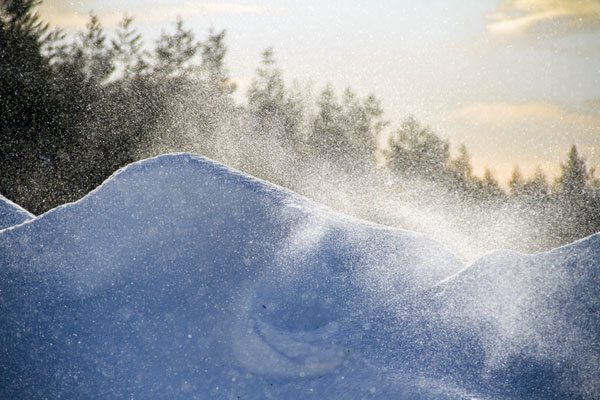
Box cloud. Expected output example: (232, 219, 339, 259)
(446, 101, 600, 181)
(486, 0, 600, 36)
(34, 1, 90, 30)
(449, 102, 600, 149)
(583, 98, 600, 113)
(450, 101, 600, 128)
(136, 2, 280, 23)
(36, 1, 279, 30)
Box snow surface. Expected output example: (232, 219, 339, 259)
(0, 154, 598, 399)
(0, 194, 34, 230)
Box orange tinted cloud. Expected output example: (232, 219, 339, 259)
(36, 1, 279, 30)
(450, 101, 600, 130)
(487, 0, 600, 36)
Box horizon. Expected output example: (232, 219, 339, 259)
(35, 0, 600, 183)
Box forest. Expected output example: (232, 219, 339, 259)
(2, 0, 599, 256)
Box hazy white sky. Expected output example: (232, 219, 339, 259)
(36, 0, 600, 182)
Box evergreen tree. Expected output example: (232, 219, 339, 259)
(310, 85, 346, 158)
(201, 28, 235, 93)
(386, 116, 449, 180)
(310, 87, 386, 171)
(340, 89, 386, 161)
(448, 144, 474, 192)
(248, 48, 285, 108)
(551, 145, 597, 245)
(75, 14, 114, 84)
(111, 15, 146, 80)
(247, 48, 301, 145)
(479, 168, 503, 200)
(508, 165, 525, 197)
(555, 145, 588, 196)
(523, 167, 549, 200)
(140, 26, 239, 164)
(0, 0, 51, 150)
(0, 0, 65, 212)
(153, 18, 199, 78)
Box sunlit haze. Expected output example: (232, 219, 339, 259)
(36, 0, 600, 183)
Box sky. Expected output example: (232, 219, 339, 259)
(35, 0, 600, 183)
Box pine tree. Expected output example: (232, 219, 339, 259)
(556, 145, 588, 196)
(0, 0, 61, 212)
(247, 48, 300, 144)
(479, 168, 503, 200)
(111, 15, 146, 80)
(508, 165, 525, 197)
(523, 167, 549, 199)
(201, 28, 234, 93)
(76, 14, 114, 84)
(552, 145, 596, 245)
(387, 116, 449, 180)
(153, 18, 199, 78)
(310, 85, 346, 158)
(340, 89, 386, 161)
(0, 0, 51, 146)
(449, 144, 473, 191)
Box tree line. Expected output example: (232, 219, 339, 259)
(2, 0, 599, 252)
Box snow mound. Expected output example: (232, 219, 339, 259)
(0, 194, 34, 230)
(0, 154, 598, 399)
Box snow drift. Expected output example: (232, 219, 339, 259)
(0, 154, 598, 399)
